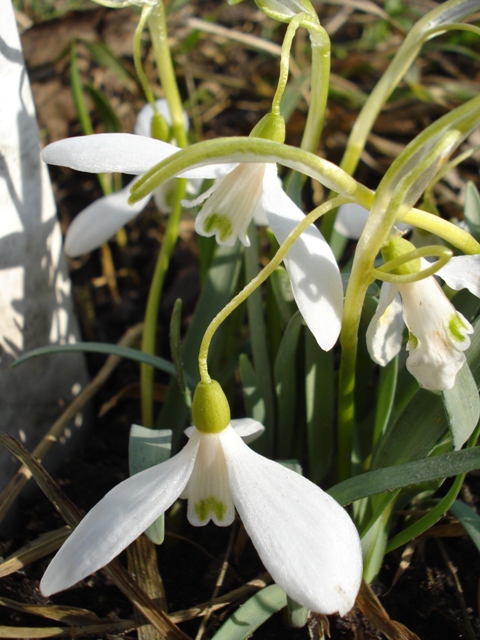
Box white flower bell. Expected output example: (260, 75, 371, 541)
(41, 380, 363, 615)
(367, 236, 480, 391)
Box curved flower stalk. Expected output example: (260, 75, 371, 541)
(366, 237, 480, 391)
(41, 380, 363, 616)
(42, 122, 344, 351)
(61, 100, 196, 257)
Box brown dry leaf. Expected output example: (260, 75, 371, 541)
(0, 596, 101, 625)
(0, 620, 135, 638)
(356, 580, 420, 640)
(0, 527, 69, 578)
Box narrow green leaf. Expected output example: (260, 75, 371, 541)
(170, 299, 192, 410)
(442, 361, 480, 450)
(211, 585, 287, 640)
(82, 41, 134, 89)
(244, 226, 275, 450)
(465, 181, 480, 240)
(69, 41, 93, 136)
(304, 328, 334, 484)
(85, 83, 121, 133)
(129, 425, 172, 544)
(373, 357, 398, 448)
(239, 354, 266, 426)
(269, 266, 296, 325)
(450, 500, 480, 556)
(274, 312, 303, 459)
(329, 447, 480, 507)
(12, 343, 195, 386)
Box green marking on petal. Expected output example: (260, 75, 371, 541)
(204, 213, 232, 242)
(449, 314, 469, 342)
(195, 496, 227, 522)
(408, 332, 418, 350)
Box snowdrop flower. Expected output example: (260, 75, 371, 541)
(42, 113, 344, 350)
(60, 99, 195, 258)
(41, 380, 363, 615)
(367, 236, 480, 391)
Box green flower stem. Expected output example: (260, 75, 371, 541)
(137, 1, 188, 427)
(339, 0, 478, 178)
(140, 179, 187, 428)
(197, 196, 352, 383)
(148, 2, 188, 149)
(299, 25, 330, 156)
(371, 245, 453, 284)
(271, 13, 328, 135)
(129, 137, 371, 206)
(271, 15, 304, 116)
(134, 5, 157, 110)
(402, 209, 480, 254)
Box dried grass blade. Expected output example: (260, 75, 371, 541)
(0, 527, 69, 578)
(0, 435, 190, 640)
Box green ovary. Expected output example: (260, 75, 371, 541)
(204, 213, 232, 242)
(449, 314, 468, 342)
(195, 496, 227, 522)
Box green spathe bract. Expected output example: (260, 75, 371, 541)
(192, 380, 231, 433)
(381, 236, 421, 275)
(249, 113, 286, 144)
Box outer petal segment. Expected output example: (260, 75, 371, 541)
(366, 282, 404, 366)
(42, 134, 179, 175)
(64, 179, 150, 256)
(221, 428, 362, 615)
(263, 168, 343, 351)
(436, 254, 480, 298)
(40, 433, 200, 596)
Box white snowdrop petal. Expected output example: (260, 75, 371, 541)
(263, 169, 343, 351)
(64, 180, 150, 256)
(334, 203, 370, 240)
(42, 134, 179, 175)
(221, 428, 362, 615)
(366, 283, 404, 366)
(40, 434, 200, 597)
(230, 418, 265, 444)
(184, 432, 235, 527)
(436, 254, 480, 298)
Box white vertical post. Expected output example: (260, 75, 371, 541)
(0, 0, 89, 491)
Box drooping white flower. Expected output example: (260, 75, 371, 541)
(40, 390, 362, 615)
(367, 253, 480, 391)
(61, 99, 196, 258)
(42, 124, 344, 350)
